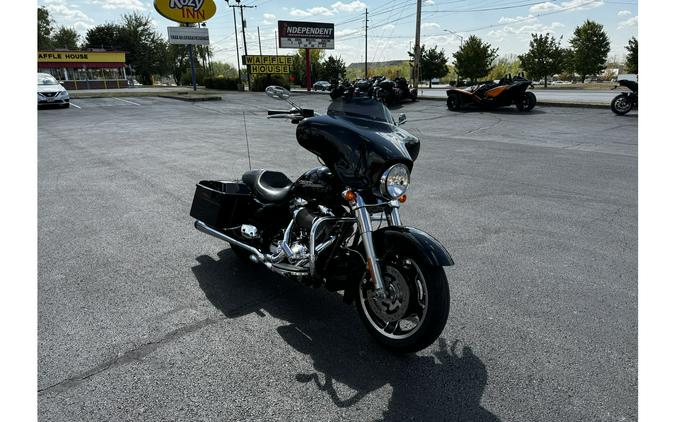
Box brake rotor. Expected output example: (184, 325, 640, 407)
(366, 265, 411, 322)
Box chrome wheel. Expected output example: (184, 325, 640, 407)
(611, 95, 632, 115)
(359, 259, 429, 340)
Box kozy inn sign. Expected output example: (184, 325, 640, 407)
(154, 0, 217, 24)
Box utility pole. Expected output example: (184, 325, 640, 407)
(413, 0, 422, 90)
(274, 30, 278, 55)
(365, 8, 368, 78)
(231, 7, 242, 89)
(226, 0, 256, 90)
(257, 26, 262, 55)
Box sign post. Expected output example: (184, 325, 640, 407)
(154, 0, 216, 90)
(305, 48, 311, 92)
(277, 20, 334, 92)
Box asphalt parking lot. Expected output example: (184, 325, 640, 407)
(38, 93, 637, 421)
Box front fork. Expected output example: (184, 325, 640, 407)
(350, 193, 402, 292)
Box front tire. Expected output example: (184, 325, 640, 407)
(611, 94, 632, 115)
(356, 249, 450, 353)
(447, 93, 461, 111)
(516, 91, 536, 111)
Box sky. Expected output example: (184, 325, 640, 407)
(38, 0, 639, 66)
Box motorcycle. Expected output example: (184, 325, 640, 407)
(611, 78, 637, 115)
(190, 85, 453, 353)
(374, 77, 418, 106)
(446, 74, 536, 112)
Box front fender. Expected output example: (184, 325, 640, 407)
(372, 226, 454, 267)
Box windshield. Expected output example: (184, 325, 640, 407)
(38, 75, 59, 85)
(326, 97, 395, 124)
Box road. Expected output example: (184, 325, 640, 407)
(38, 93, 637, 421)
(415, 87, 619, 104)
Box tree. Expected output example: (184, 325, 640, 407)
(52, 26, 80, 50)
(84, 23, 123, 50)
(38, 7, 54, 50)
(319, 55, 346, 82)
(210, 61, 238, 78)
(568, 20, 611, 83)
(118, 13, 170, 85)
(487, 56, 522, 82)
(625, 37, 638, 74)
(409, 45, 449, 87)
(452, 35, 498, 83)
(291, 48, 324, 86)
(518, 33, 564, 87)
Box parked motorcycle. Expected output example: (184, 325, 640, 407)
(374, 77, 418, 106)
(190, 86, 453, 353)
(446, 74, 536, 112)
(611, 78, 638, 115)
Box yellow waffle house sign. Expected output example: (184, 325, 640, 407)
(154, 0, 217, 24)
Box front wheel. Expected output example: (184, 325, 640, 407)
(356, 250, 450, 353)
(447, 93, 461, 111)
(516, 91, 536, 111)
(611, 94, 633, 115)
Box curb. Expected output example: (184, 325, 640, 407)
(70, 90, 191, 99)
(157, 94, 222, 102)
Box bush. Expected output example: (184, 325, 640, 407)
(179, 69, 205, 86)
(204, 76, 239, 90)
(251, 74, 290, 92)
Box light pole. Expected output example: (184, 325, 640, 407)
(442, 28, 464, 47)
(443, 29, 464, 86)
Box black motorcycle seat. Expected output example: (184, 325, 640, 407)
(242, 169, 293, 203)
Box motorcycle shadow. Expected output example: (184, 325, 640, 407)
(191, 249, 500, 421)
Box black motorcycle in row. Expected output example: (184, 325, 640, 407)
(190, 86, 453, 353)
(611, 78, 638, 115)
(446, 74, 536, 112)
(373, 77, 418, 106)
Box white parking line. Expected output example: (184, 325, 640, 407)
(113, 97, 141, 106)
(70, 102, 81, 109)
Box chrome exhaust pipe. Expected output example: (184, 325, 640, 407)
(194, 220, 266, 262)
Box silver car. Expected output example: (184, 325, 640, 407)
(38, 73, 70, 108)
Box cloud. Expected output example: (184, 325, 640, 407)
(488, 21, 564, 42)
(617, 10, 632, 17)
(331, 1, 367, 12)
(424, 0, 435, 5)
(381, 24, 395, 30)
(263, 13, 276, 25)
(618, 15, 638, 29)
(498, 15, 536, 24)
(43, 1, 95, 25)
(290, 1, 367, 17)
(530, 0, 604, 14)
(336, 28, 359, 37)
(421, 22, 440, 29)
(87, 0, 146, 10)
(290, 7, 333, 17)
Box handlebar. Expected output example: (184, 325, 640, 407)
(266, 108, 315, 123)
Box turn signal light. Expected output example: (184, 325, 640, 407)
(399, 194, 407, 203)
(343, 190, 357, 202)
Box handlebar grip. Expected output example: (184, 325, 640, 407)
(267, 109, 294, 116)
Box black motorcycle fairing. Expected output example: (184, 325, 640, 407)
(296, 98, 420, 194)
(619, 79, 638, 93)
(371, 226, 454, 267)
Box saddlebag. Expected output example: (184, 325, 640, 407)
(190, 180, 253, 229)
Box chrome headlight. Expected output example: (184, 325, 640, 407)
(57, 90, 69, 98)
(379, 163, 410, 199)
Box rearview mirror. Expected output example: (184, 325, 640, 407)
(398, 113, 407, 126)
(265, 85, 291, 100)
